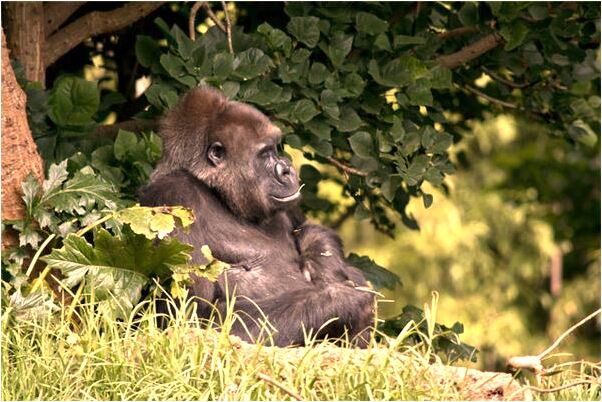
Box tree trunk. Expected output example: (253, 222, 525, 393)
(3, 2, 46, 84)
(1, 28, 44, 249)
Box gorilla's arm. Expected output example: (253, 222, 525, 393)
(220, 281, 374, 347)
(294, 222, 368, 287)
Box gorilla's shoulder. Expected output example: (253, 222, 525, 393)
(138, 170, 213, 208)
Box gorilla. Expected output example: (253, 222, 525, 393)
(138, 86, 375, 347)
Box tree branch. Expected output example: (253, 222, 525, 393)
(201, 2, 226, 32)
(189, 2, 203, 41)
(90, 119, 158, 141)
(326, 157, 367, 177)
(437, 26, 479, 40)
(436, 33, 503, 69)
(44, 2, 86, 37)
(44, 2, 164, 66)
(221, 1, 234, 54)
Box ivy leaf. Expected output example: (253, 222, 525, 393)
(309, 62, 329, 85)
(333, 107, 363, 132)
(355, 12, 388, 35)
(369, 56, 428, 87)
(422, 192, 433, 208)
(287, 16, 321, 48)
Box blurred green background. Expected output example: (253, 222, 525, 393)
(331, 114, 600, 370)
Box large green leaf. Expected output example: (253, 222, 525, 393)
(287, 16, 321, 48)
(41, 230, 195, 319)
(233, 48, 274, 79)
(355, 12, 388, 35)
(346, 253, 401, 290)
(48, 77, 99, 126)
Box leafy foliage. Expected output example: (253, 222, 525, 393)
(379, 304, 477, 363)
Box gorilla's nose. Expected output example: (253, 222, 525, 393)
(275, 161, 291, 178)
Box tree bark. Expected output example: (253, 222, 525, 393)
(1, 29, 44, 248)
(3, 2, 46, 83)
(45, 2, 164, 66)
(44, 2, 86, 37)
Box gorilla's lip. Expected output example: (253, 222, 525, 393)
(271, 187, 302, 203)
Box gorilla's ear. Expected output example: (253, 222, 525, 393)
(208, 142, 226, 166)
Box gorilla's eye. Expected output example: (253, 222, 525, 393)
(259, 145, 276, 159)
(208, 142, 226, 166)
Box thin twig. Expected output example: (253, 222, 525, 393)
(528, 380, 599, 394)
(462, 84, 520, 110)
(481, 66, 530, 89)
(221, 0, 233, 54)
(326, 156, 367, 177)
(538, 308, 601, 359)
(189, 1, 203, 40)
(257, 372, 303, 401)
(201, 2, 226, 32)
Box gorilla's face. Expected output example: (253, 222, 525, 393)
(253, 138, 300, 207)
(205, 103, 300, 221)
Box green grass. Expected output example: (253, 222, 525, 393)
(2, 295, 599, 401)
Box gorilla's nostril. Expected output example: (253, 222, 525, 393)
(276, 162, 290, 177)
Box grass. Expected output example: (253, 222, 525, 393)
(2, 294, 600, 401)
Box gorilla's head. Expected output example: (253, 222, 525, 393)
(155, 86, 300, 222)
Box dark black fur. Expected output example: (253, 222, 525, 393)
(138, 86, 374, 347)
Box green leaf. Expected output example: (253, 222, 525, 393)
(172, 24, 195, 60)
(381, 176, 401, 203)
(458, 2, 478, 26)
(135, 35, 161, 68)
(221, 81, 240, 98)
(212, 53, 235, 80)
(348, 131, 374, 158)
(344, 73, 365, 97)
(346, 253, 401, 290)
(333, 107, 363, 132)
(150, 213, 175, 239)
(567, 119, 598, 147)
(233, 48, 274, 79)
(287, 16, 321, 48)
(306, 119, 332, 140)
(393, 35, 426, 47)
(42, 230, 196, 319)
(500, 21, 529, 51)
(325, 31, 353, 67)
(422, 192, 433, 208)
(528, 4, 548, 20)
(428, 65, 453, 89)
(290, 99, 319, 123)
(114, 130, 138, 161)
(309, 62, 329, 85)
(258, 23, 292, 54)
(406, 82, 433, 106)
(429, 132, 454, 154)
(43, 160, 69, 194)
(160, 54, 196, 87)
(115, 205, 192, 240)
(374, 33, 392, 52)
(48, 77, 100, 126)
(355, 12, 388, 35)
(41, 169, 121, 214)
(368, 56, 428, 87)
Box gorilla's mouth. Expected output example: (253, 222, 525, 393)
(271, 186, 302, 203)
